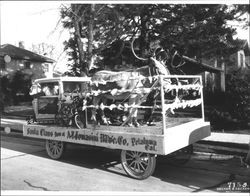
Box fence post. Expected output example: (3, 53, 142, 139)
(245, 141, 250, 166)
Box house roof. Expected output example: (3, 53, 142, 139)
(0, 44, 55, 63)
(233, 39, 250, 56)
(223, 39, 250, 56)
(178, 56, 223, 74)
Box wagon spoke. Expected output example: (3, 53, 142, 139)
(49, 146, 53, 152)
(141, 160, 149, 166)
(53, 147, 57, 155)
(136, 163, 142, 172)
(138, 162, 146, 171)
(126, 151, 135, 158)
(129, 160, 136, 167)
(55, 147, 60, 155)
(57, 143, 60, 149)
(52, 147, 56, 155)
(132, 162, 137, 171)
(48, 143, 52, 149)
(135, 163, 139, 172)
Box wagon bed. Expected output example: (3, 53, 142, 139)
(23, 75, 211, 179)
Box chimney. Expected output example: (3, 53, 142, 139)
(18, 41, 25, 49)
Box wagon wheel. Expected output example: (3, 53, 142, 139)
(165, 145, 193, 165)
(45, 140, 65, 160)
(121, 150, 156, 180)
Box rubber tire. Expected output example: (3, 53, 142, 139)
(121, 150, 156, 180)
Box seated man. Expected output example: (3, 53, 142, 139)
(42, 84, 56, 96)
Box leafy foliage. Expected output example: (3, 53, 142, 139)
(0, 71, 32, 106)
(225, 69, 250, 121)
(60, 4, 249, 75)
(206, 69, 250, 130)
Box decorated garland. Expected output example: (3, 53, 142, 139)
(82, 103, 161, 111)
(164, 98, 202, 114)
(89, 84, 202, 97)
(64, 75, 203, 117)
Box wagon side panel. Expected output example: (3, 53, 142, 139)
(23, 124, 166, 155)
(163, 119, 211, 155)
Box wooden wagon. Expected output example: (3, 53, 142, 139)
(23, 75, 210, 179)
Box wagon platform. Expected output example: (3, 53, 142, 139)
(23, 117, 210, 156)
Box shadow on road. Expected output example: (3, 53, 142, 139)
(1, 134, 250, 193)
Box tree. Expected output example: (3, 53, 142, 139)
(60, 4, 249, 75)
(150, 4, 249, 60)
(61, 4, 130, 75)
(31, 43, 55, 58)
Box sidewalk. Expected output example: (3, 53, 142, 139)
(1, 118, 26, 131)
(204, 132, 250, 145)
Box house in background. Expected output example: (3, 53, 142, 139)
(227, 39, 250, 72)
(201, 56, 225, 92)
(199, 39, 250, 92)
(0, 43, 55, 80)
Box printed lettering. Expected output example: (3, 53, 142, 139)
(27, 128, 39, 135)
(40, 129, 53, 137)
(131, 137, 157, 151)
(55, 132, 62, 137)
(67, 131, 98, 142)
(100, 134, 128, 146)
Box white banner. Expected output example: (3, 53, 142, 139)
(23, 124, 165, 154)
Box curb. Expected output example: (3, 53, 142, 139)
(194, 141, 249, 156)
(204, 132, 250, 145)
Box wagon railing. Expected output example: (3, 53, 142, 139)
(81, 75, 204, 132)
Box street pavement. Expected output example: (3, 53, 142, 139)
(1, 133, 250, 193)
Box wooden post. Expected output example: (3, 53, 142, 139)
(200, 75, 205, 121)
(160, 76, 166, 135)
(220, 60, 225, 92)
(245, 142, 250, 166)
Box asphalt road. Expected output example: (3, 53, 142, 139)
(1, 132, 250, 193)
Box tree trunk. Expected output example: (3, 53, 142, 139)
(87, 4, 95, 71)
(71, 5, 86, 76)
(139, 6, 149, 59)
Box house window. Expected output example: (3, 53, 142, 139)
(240, 53, 244, 67)
(24, 61, 31, 69)
(43, 64, 49, 72)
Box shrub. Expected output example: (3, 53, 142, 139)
(225, 69, 250, 122)
(0, 70, 33, 106)
(205, 68, 250, 130)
